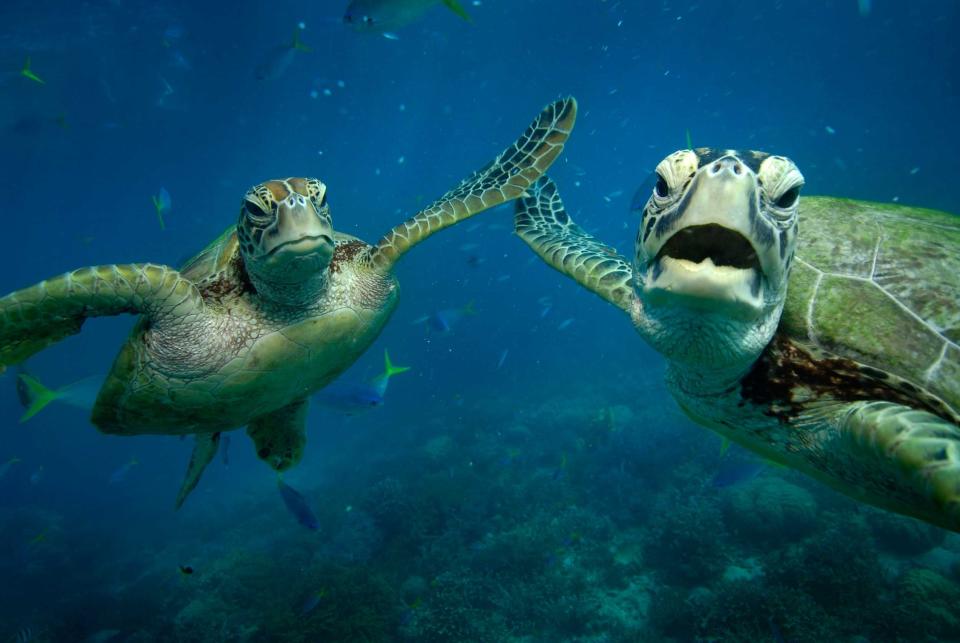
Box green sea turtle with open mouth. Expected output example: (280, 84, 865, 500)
(0, 97, 577, 508)
(515, 148, 960, 532)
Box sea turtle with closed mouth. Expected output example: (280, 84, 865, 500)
(0, 97, 577, 508)
(514, 148, 960, 532)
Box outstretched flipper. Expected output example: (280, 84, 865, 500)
(175, 432, 221, 510)
(0, 264, 203, 368)
(515, 177, 636, 312)
(364, 97, 577, 272)
(247, 398, 308, 472)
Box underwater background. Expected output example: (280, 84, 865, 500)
(1, 0, 959, 641)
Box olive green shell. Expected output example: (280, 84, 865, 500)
(178, 225, 239, 282)
(780, 196, 960, 413)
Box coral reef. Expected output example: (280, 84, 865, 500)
(723, 477, 818, 542)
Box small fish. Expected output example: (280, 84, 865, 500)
(300, 588, 327, 615)
(344, 0, 470, 34)
(220, 434, 231, 466)
(16, 371, 101, 422)
(711, 457, 765, 488)
(278, 478, 320, 530)
(15, 626, 34, 643)
(0, 457, 20, 480)
(152, 187, 171, 230)
(179, 565, 194, 575)
(551, 452, 567, 480)
(458, 242, 480, 252)
(84, 629, 122, 643)
(20, 57, 44, 84)
(255, 29, 310, 81)
(29, 531, 46, 545)
(685, 128, 693, 150)
(496, 349, 508, 370)
(29, 466, 44, 486)
(719, 436, 731, 457)
(769, 615, 787, 643)
(557, 318, 575, 331)
(466, 255, 485, 268)
(109, 458, 138, 484)
(315, 350, 409, 415)
(414, 302, 477, 333)
(630, 172, 660, 213)
(857, 0, 871, 17)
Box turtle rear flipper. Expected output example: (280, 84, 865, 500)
(0, 264, 203, 367)
(365, 97, 577, 272)
(515, 176, 636, 312)
(247, 398, 308, 472)
(832, 401, 960, 532)
(175, 432, 221, 510)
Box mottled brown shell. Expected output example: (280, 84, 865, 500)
(779, 196, 960, 413)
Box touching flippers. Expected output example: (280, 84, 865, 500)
(175, 432, 221, 510)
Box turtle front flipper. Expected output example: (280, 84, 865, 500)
(829, 401, 960, 532)
(515, 177, 636, 312)
(364, 97, 577, 272)
(0, 264, 203, 368)
(175, 432, 221, 510)
(247, 398, 308, 472)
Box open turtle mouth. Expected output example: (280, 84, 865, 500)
(655, 224, 759, 271)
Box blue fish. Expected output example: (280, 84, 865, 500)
(300, 589, 327, 615)
(344, 0, 470, 35)
(255, 29, 310, 81)
(109, 459, 138, 484)
(630, 171, 660, 214)
(414, 302, 476, 333)
(0, 457, 20, 481)
(315, 351, 409, 415)
(16, 370, 101, 422)
(220, 434, 231, 466)
(278, 478, 320, 531)
(152, 187, 171, 230)
(711, 457, 765, 488)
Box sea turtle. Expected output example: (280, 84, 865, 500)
(0, 97, 577, 507)
(514, 148, 960, 532)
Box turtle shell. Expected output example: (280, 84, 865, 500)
(178, 225, 240, 284)
(779, 196, 960, 414)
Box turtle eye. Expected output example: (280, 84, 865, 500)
(654, 173, 669, 198)
(775, 185, 801, 209)
(244, 201, 270, 221)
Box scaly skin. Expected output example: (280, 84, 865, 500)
(0, 97, 578, 446)
(91, 234, 396, 435)
(514, 152, 960, 533)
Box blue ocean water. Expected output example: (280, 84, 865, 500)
(0, 1, 958, 641)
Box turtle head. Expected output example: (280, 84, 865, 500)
(632, 149, 804, 371)
(238, 178, 335, 304)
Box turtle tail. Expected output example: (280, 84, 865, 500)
(364, 97, 576, 273)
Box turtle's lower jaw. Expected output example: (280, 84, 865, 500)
(642, 255, 764, 320)
(265, 234, 334, 259)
